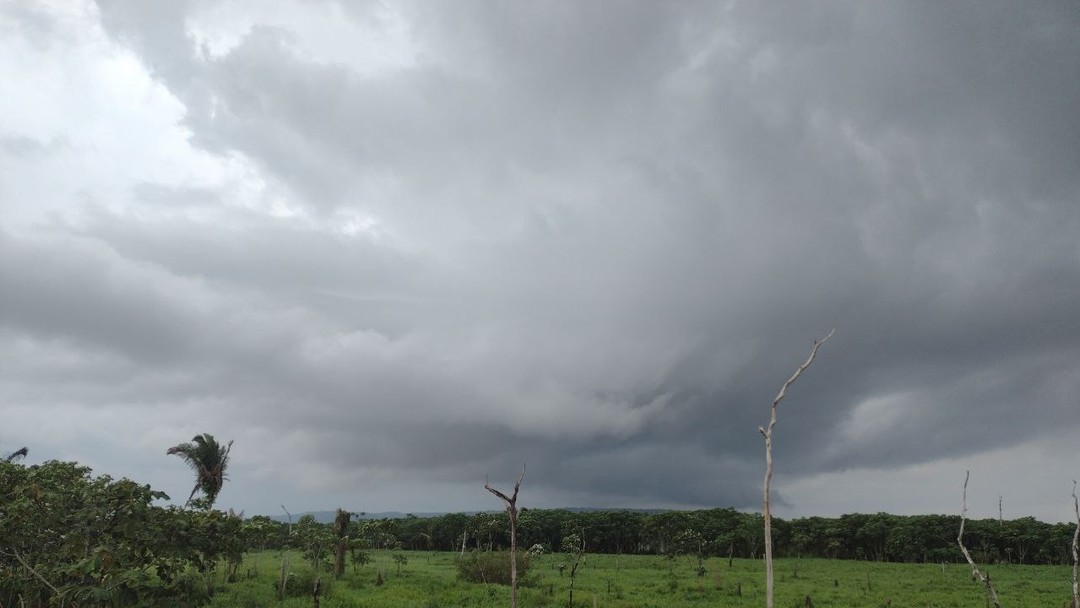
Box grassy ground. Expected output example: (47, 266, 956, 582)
(209, 550, 1077, 608)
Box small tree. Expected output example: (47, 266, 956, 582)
(297, 514, 333, 573)
(528, 543, 546, 562)
(561, 533, 585, 607)
(673, 530, 709, 579)
(349, 543, 372, 573)
(392, 553, 408, 576)
(485, 464, 526, 608)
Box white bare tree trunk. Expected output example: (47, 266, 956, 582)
(485, 464, 526, 608)
(759, 329, 833, 608)
(1071, 481, 1078, 608)
(957, 472, 1002, 608)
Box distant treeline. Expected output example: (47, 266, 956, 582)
(247, 508, 1077, 566)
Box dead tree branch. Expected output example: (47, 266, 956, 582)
(958, 471, 1002, 608)
(279, 505, 293, 601)
(1071, 480, 1078, 608)
(485, 464, 526, 608)
(5, 548, 63, 598)
(759, 328, 834, 608)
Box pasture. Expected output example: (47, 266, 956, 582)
(210, 550, 1076, 608)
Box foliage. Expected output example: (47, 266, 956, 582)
(3, 446, 28, 462)
(357, 518, 401, 550)
(561, 533, 586, 605)
(348, 507, 1076, 566)
(455, 551, 530, 585)
(243, 514, 288, 551)
(297, 514, 335, 573)
(0, 459, 240, 608)
(212, 549, 1080, 608)
(275, 567, 319, 598)
(527, 543, 546, 560)
(166, 433, 233, 509)
(349, 546, 372, 573)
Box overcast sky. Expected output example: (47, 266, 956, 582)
(2, 1, 1078, 523)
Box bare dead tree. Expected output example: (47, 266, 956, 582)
(280, 505, 293, 600)
(485, 464, 526, 608)
(333, 508, 351, 579)
(958, 471, 1002, 608)
(759, 329, 834, 608)
(1071, 481, 1078, 608)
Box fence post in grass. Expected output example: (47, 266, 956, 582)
(485, 463, 526, 608)
(759, 329, 833, 608)
(957, 472, 1002, 608)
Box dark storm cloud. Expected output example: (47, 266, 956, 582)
(2, 1, 1077, 515)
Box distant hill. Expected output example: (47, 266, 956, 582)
(266, 511, 449, 524)
(264, 507, 667, 524)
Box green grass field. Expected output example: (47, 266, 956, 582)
(209, 550, 1077, 608)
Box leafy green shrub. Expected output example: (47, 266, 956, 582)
(456, 551, 530, 585)
(0, 460, 240, 608)
(276, 569, 318, 597)
(349, 546, 372, 573)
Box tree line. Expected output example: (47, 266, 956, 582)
(4, 433, 1075, 608)
(242, 507, 1077, 567)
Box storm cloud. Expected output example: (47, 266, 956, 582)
(1, 0, 1078, 522)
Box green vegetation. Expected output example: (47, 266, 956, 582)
(0, 459, 244, 607)
(209, 549, 1077, 608)
(3, 447, 1077, 607)
(167, 433, 234, 510)
(356, 507, 1077, 566)
(456, 550, 530, 585)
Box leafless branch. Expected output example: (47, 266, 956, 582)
(279, 505, 293, 601)
(1071, 480, 1078, 608)
(958, 471, 1002, 608)
(761, 329, 834, 608)
(485, 463, 526, 608)
(484, 464, 525, 506)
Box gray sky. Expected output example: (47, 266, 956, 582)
(2, 0, 1078, 523)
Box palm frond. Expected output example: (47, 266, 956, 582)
(167, 433, 233, 509)
(4, 447, 28, 462)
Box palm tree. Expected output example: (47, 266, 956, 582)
(166, 433, 233, 509)
(3, 446, 28, 462)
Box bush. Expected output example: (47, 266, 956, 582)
(456, 551, 530, 585)
(275, 569, 319, 598)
